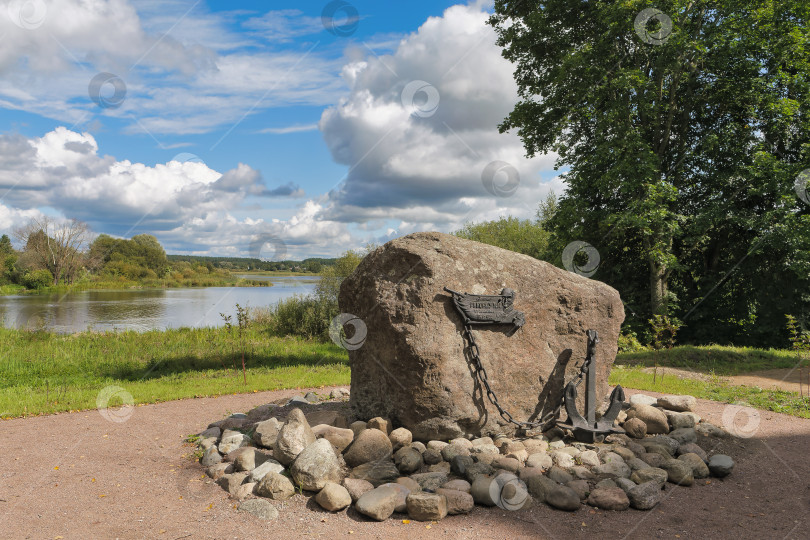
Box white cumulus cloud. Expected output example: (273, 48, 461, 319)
(0, 127, 345, 257)
(317, 2, 561, 232)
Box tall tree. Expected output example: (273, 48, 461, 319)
(491, 1, 810, 327)
(14, 218, 91, 285)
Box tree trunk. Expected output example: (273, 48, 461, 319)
(649, 262, 668, 316)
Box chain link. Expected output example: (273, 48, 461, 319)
(462, 324, 590, 432)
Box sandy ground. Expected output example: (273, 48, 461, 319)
(1, 386, 809, 540)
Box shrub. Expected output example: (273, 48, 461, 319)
(315, 250, 364, 306)
(251, 307, 274, 327)
(23, 269, 54, 289)
(260, 248, 367, 341)
(269, 294, 336, 340)
(618, 331, 647, 353)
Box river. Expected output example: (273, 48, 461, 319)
(0, 275, 319, 333)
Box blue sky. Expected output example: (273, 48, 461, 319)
(0, 0, 561, 258)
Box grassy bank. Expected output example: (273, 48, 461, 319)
(613, 344, 810, 419)
(615, 344, 806, 375)
(610, 365, 810, 419)
(3, 275, 272, 296)
(0, 326, 349, 419)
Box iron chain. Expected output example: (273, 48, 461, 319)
(462, 324, 590, 432)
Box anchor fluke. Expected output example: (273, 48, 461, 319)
(556, 330, 626, 443)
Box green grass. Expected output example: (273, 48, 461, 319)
(615, 344, 806, 375)
(0, 326, 349, 419)
(611, 365, 810, 419)
(0, 284, 25, 295)
(5, 330, 810, 421)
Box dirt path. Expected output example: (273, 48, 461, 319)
(1, 386, 808, 540)
(640, 365, 810, 394)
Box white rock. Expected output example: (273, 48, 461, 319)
(526, 452, 552, 469)
(657, 395, 697, 412)
(578, 450, 600, 468)
(629, 394, 658, 407)
(426, 440, 449, 452)
(551, 450, 575, 469)
(248, 459, 285, 483)
(218, 430, 250, 454)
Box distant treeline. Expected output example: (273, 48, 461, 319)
(2, 217, 275, 292)
(166, 255, 336, 273)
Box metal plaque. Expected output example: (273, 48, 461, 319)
(444, 287, 525, 332)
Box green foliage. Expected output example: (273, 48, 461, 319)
(786, 314, 810, 352)
(22, 269, 54, 289)
(453, 216, 551, 260)
(649, 315, 683, 351)
(167, 254, 335, 273)
(0, 234, 12, 255)
(315, 250, 364, 308)
(266, 249, 366, 341)
(90, 233, 168, 278)
(618, 332, 647, 353)
(267, 294, 334, 340)
(491, 0, 810, 347)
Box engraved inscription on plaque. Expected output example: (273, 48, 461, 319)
(444, 287, 525, 331)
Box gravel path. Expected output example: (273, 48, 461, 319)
(1, 386, 808, 539)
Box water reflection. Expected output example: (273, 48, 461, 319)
(0, 275, 318, 334)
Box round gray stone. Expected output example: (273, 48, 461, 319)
(394, 446, 424, 474)
(237, 499, 278, 520)
(661, 459, 694, 486)
(708, 454, 734, 477)
(355, 486, 400, 521)
(678, 453, 710, 479)
(627, 481, 662, 510)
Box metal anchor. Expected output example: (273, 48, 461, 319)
(556, 329, 626, 443)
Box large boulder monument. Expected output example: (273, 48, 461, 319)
(339, 232, 625, 440)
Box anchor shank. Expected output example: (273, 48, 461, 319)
(585, 360, 596, 426)
(585, 330, 598, 427)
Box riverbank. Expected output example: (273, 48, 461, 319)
(0, 274, 273, 296)
(0, 325, 349, 419)
(236, 270, 316, 277)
